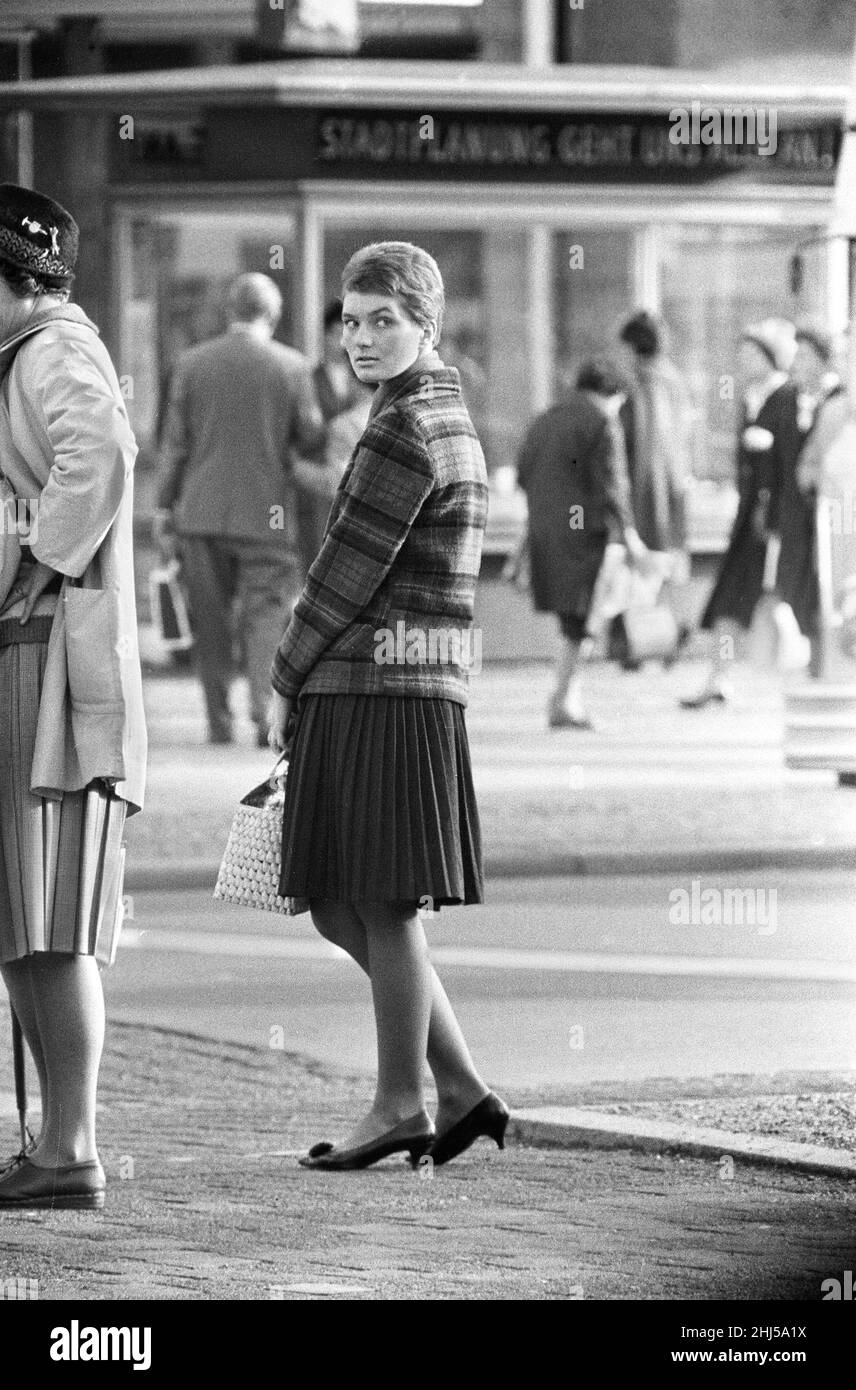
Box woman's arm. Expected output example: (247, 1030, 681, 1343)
(271, 412, 434, 699)
(26, 335, 137, 579)
(593, 416, 645, 557)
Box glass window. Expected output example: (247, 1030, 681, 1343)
(658, 223, 827, 483)
(552, 228, 637, 397)
(123, 207, 297, 453)
(557, 0, 854, 79)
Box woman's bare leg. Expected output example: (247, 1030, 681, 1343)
(682, 620, 736, 701)
(550, 637, 585, 718)
(310, 900, 488, 1137)
(0, 957, 48, 1144)
(25, 954, 104, 1168)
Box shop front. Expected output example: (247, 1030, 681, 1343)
(1, 63, 847, 650)
(97, 73, 844, 499)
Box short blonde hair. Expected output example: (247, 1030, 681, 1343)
(341, 241, 444, 344)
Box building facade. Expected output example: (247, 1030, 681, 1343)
(0, 2, 851, 550)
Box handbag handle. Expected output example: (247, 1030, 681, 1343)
(267, 755, 289, 790)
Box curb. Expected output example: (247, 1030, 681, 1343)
(125, 843, 856, 892)
(509, 1107, 856, 1178)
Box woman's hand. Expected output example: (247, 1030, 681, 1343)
(0, 560, 61, 624)
(796, 457, 819, 495)
(751, 498, 770, 544)
(268, 691, 298, 756)
(623, 527, 649, 570)
(152, 509, 179, 563)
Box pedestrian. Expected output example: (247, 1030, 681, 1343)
(619, 310, 695, 643)
(296, 298, 365, 577)
(516, 356, 648, 729)
(293, 372, 373, 507)
(0, 185, 146, 1209)
(154, 273, 324, 747)
(268, 241, 508, 1169)
(776, 324, 846, 657)
(681, 321, 796, 708)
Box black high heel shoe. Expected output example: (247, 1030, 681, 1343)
(427, 1092, 510, 1167)
(298, 1114, 435, 1171)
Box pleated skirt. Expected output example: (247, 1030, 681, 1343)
(279, 693, 484, 907)
(0, 619, 127, 966)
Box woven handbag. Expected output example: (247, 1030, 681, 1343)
(214, 758, 309, 916)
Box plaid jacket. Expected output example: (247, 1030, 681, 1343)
(271, 359, 488, 706)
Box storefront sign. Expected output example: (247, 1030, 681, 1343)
(316, 109, 840, 182)
(111, 106, 841, 184)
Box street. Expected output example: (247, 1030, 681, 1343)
(106, 871, 856, 1088)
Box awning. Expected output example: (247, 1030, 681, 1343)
(0, 59, 848, 117)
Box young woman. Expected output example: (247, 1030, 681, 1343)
(0, 185, 146, 1209)
(269, 242, 508, 1169)
(681, 322, 795, 707)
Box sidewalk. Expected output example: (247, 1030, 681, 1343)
(1, 1017, 854, 1301)
(125, 655, 856, 884)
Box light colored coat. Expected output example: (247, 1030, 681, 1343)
(0, 302, 146, 813)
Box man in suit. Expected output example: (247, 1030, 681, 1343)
(155, 273, 324, 745)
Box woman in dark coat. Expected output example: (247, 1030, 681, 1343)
(517, 358, 647, 729)
(681, 323, 797, 708)
(775, 325, 845, 649)
(268, 242, 508, 1170)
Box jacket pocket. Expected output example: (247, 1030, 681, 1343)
(64, 586, 125, 709)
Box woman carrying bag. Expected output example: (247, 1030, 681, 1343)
(268, 242, 508, 1170)
(515, 357, 649, 728)
(0, 186, 146, 1209)
(680, 322, 797, 707)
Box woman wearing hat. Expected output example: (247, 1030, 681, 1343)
(681, 321, 797, 708)
(268, 241, 508, 1169)
(0, 186, 146, 1209)
(775, 325, 846, 658)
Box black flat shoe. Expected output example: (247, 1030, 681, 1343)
(298, 1114, 435, 1171)
(679, 688, 730, 710)
(427, 1093, 510, 1167)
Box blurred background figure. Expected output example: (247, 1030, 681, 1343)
(295, 298, 365, 577)
(682, 320, 796, 707)
(618, 310, 694, 647)
(516, 356, 648, 730)
(154, 272, 324, 746)
(294, 373, 373, 512)
(779, 324, 846, 667)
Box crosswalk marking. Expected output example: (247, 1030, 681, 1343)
(119, 928, 856, 983)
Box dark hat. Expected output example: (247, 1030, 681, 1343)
(576, 355, 632, 397)
(794, 322, 835, 365)
(620, 310, 661, 357)
(0, 184, 78, 283)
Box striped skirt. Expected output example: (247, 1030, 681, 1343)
(279, 693, 483, 907)
(0, 618, 127, 966)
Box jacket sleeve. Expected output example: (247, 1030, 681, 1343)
(27, 336, 137, 579)
(593, 416, 635, 540)
(515, 419, 538, 492)
(156, 359, 190, 511)
(760, 391, 792, 533)
(271, 413, 434, 697)
(289, 362, 326, 463)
